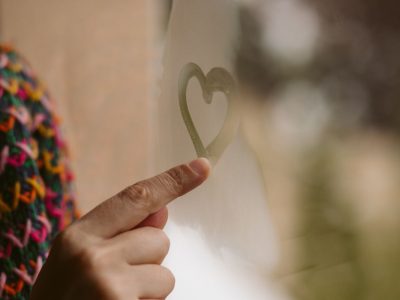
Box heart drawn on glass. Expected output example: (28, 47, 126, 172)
(178, 62, 240, 165)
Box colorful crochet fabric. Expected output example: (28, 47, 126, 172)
(0, 45, 79, 299)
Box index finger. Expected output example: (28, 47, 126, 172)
(76, 158, 211, 238)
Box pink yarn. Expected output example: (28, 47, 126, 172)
(45, 188, 58, 200)
(0, 54, 8, 68)
(16, 88, 28, 100)
(37, 215, 52, 235)
(3, 231, 23, 248)
(23, 219, 32, 246)
(32, 113, 46, 131)
(32, 256, 43, 283)
(30, 227, 47, 243)
(0, 146, 9, 174)
(0, 272, 6, 297)
(15, 141, 36, 159)
(6, 106, 30, 125)
(0, 79, 9, 90)
(45, 197, 63, 218)
(7, 151, 27, 167)
(54, 126, 64, 148)
(40, 95, 53, 112)
(13, 268, 32, 285)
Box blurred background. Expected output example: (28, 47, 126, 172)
(237, 1, 400, 299)
(1, 0, 400, 299)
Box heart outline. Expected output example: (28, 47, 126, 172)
(178, 62, 240, 165)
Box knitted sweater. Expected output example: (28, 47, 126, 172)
(0, 45, 78, 300)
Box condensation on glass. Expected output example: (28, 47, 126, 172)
(154, 0, 400, 299)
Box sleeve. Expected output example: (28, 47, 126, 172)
(0, 45, 78, 300)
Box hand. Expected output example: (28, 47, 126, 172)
(30, 158, 211, 300)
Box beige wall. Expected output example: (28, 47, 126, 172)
(0, 0, 159, 213)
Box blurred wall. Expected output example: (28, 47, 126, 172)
(0, 0, 159, 213)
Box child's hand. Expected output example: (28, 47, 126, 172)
(31, 158, 210, 300)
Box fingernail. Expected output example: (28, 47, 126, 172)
(189, 157, 211, 178)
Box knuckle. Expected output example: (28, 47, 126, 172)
(163, 167, 185, 195)
(77, 245, 104, 270)
(55, 227, 104, 270)
(53, 225, 82, 254)
(119, 183, 152, 211)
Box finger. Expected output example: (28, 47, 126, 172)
(136, 207, 168, 229)
(133, 265, 175, 299)
(108, 226, 170, 265)
(77, 158, 211, 238)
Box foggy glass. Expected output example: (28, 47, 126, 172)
(157, 0, 400, 299)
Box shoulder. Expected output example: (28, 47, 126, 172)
(0, 43, 78, 229)
(0, 44, 78, 298)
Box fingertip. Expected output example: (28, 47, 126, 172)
(188, 157, 211, 180)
